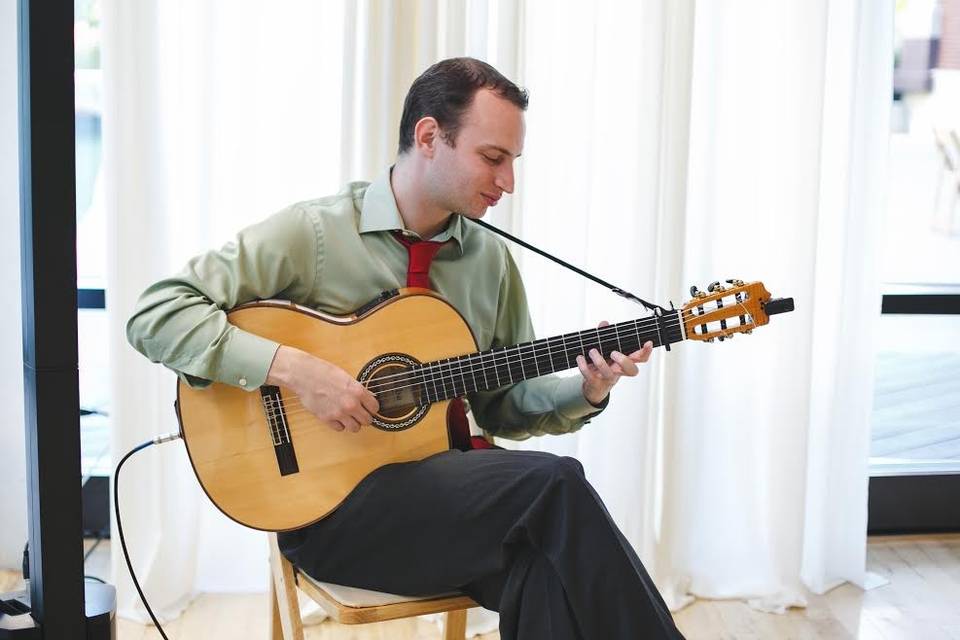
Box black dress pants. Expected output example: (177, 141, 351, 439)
(278, 448, 685, 640)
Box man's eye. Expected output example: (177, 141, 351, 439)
(484, 155, 502, 164)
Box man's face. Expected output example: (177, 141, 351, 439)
(427, 88, 525, 218)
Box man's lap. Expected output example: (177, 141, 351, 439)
(278, 448, 585, 596)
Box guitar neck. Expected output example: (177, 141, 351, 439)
(411, 311, 686, 403)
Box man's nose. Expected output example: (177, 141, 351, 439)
(495, 162, 515, 194)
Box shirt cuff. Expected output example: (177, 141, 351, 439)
(222, 327, 282, 391)
(553, 375, 608, 421)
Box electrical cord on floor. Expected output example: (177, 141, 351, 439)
(83, 535, 103, 562)
(114, 433, 181, 640)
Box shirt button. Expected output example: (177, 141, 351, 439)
(239, 377, 248, 387)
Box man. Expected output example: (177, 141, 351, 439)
(127, 57, 684, 639)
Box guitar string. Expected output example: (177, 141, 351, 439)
(261, 317, 687, 438)
(358, 301, 743, 389)
(267, 315, 745, 422)
(265, 313, 740, 422)
(262, 303, 747, 422)
(258, 300, 749, 440)
(273, 303, 746, 404)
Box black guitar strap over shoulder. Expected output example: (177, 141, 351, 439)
(468, 218, 668, 315)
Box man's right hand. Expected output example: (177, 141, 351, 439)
(265, 345, 379, 433)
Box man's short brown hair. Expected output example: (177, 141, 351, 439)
(398, 57, 528, 155)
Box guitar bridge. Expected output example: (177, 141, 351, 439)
(260, 385, 299, 476)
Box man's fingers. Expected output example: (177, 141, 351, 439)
(328, 419, 346, 432)
(360, 390, 380, 415)
(628, 342, 654, 363)
(342, 415, 362, 433)
(353, 407, 374, 427)
(611, 351, 639, 376)
(588, 349, 615, 379)
(576, 354, 594, 380)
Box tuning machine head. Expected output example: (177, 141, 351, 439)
(689, 285, 709, 299)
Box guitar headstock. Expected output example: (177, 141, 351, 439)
(681, 279, 794, 342)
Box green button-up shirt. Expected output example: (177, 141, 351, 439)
(126, 169, 604, 440)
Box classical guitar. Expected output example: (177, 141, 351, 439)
(175, 280, 793, 531)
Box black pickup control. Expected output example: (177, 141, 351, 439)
(355, 289, 400, 317)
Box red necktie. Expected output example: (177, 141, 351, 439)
(392, 231, 492, 451)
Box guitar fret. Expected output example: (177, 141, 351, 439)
(457, 356, 468, 396)
(447, 358, 459, 397)
(429, 364, 440, 403)
(480, 352, 490, 391)
(468, 354, 479, 393)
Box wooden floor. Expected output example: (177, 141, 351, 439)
(3, 534, 959, 639)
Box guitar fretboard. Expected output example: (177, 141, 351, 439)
(389, 311, 685, 404)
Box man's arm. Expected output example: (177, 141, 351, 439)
(127, 203, 379, 431)
(126, 205, 320, 391)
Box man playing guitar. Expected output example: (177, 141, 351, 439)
(127, 57, 685, 640)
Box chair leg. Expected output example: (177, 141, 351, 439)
(269, 534, 306, 640)
(270, 577, 285, 640)
(443, 608, 468, 640)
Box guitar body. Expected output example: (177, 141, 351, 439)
(176, 290, 477, 532)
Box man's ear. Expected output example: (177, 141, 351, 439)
(413, 117, 440, 158)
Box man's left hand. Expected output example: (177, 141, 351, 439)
(576, 320, 654, 406)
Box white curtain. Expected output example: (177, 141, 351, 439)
(102, 0, 890, 631)
(515, 0, 890, 614)
(103, 0, 347, 621)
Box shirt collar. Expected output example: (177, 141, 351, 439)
(359, 167, 465, 254)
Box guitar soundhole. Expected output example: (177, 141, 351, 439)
(359, 354, 430, 432)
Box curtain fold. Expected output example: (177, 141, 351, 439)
(103, 0, 347, 621)
(102, 0, 889, 631)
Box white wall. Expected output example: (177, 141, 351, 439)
(0, 0, 28, 570)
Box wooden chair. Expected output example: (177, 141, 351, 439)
(268, 533, 479, 639)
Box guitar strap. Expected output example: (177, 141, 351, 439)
(468, 218, 668, 315)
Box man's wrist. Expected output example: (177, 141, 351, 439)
(266, 345, 298, 387)
(582, 382, 610, 408)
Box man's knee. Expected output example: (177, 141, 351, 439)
(522, 452, 587, 488)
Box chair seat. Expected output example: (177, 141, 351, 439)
(300, 572, 461, 608)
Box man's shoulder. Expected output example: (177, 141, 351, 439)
(290, 180, 370, 223)
(460, 216, 510, 265)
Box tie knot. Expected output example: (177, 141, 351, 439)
(392, 231, 446, 289)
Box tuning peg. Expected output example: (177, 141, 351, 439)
(725, 278, 744, 286)
(707, 281, 726, 293)
(690, 285, 700, 297)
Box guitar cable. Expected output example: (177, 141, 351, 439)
(114, 432, 182, 640)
